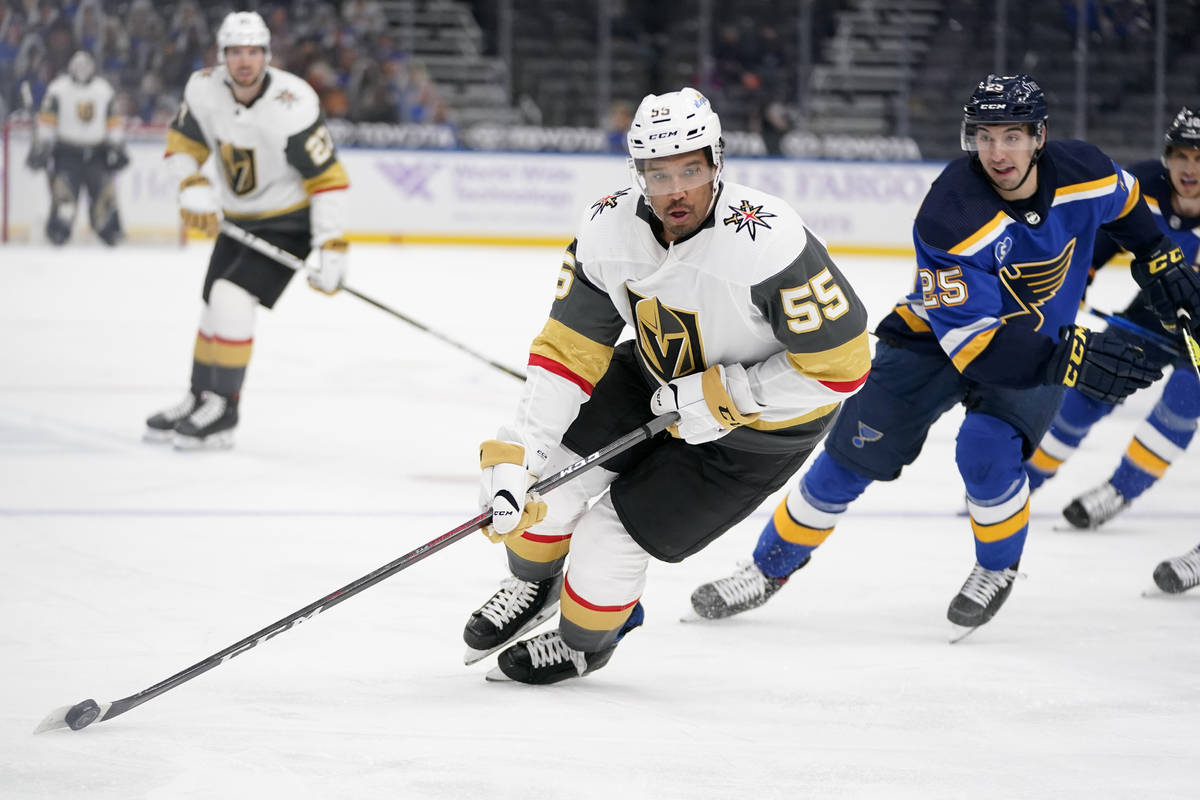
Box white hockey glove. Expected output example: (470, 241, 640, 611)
(178, 174, 219, 237)
(307, 238, 348, 295)
(478, 440, 548, 543)
(649, 363, 764, 444)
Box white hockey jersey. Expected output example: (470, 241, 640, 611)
(165, 65, 348, 232)
(37, 74, 120, 147)
(511, 182, 872, 455)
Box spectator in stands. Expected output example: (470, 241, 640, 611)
(72, 0, 101, 55)
(605, 99, 634, 154)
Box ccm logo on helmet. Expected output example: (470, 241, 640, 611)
(648, 131, 678, 140)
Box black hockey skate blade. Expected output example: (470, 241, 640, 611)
(65, 699, 102, 730)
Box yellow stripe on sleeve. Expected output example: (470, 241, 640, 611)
(785, 330, 872, 384)
(302, 161, 350, 195)
(529, 318, 614, 389)
(1116, 177, 1141, 218)
(165, 128, 210, 164)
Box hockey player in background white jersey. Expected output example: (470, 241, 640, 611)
(463, 88, 872, 684)
(144, 11, 350, 450)
(26, 50, 128, 246)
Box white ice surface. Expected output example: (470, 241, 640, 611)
(1, 242, 1198, 799)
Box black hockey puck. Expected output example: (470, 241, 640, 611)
(65, 699, 101, 731)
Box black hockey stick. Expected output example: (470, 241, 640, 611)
(218, 220, 525, 381)
(1083, 305, 1182, 357)
(33, 411, 678, 733)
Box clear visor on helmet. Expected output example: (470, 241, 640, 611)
(631, 152, 718, 197)
(961, 121, 1043, 152)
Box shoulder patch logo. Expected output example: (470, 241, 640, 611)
(590, 188, 631, 220)
(274, 88, 298, 108)
(994, 236, 1012, 264)
(723, 199, 776, 240)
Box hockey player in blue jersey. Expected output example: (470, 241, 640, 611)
(1025, 106, 1200, 529)
(690, 74, 1200, 634)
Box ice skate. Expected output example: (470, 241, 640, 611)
(1061, 481, 1127, 529)
(947, 559, 1020, 629)
(689, 558, 807, 620)
(1152, 547, 1200, 594)
(486, 603, 643, 684)
(485, 631, 615, 684)
(173, 391, 238, 450)
(144, 391, 199, 442)
(463, 573, 562, 665)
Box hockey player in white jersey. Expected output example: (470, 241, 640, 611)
(26, 50, 128, 245)
(463, 87, 872, 684)
(144, 11, 350, 449)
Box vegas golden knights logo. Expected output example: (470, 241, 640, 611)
(219, 141, 257, 195)
(76, 101, 95, 123)
(626, 287, 706, 381)
(999, 237, 1075, 331)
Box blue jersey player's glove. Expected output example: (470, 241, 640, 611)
(1130, 239, 1200, 334)
(1047, 325, 1162, 404)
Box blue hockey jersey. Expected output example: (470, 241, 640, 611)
(876, 139, 1163, 387)
(1092, 159, 1200, 269)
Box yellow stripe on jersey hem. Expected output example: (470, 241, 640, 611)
(950, 325, 999, 372)
(224, 199, 311, 220)
(970, 499, 1029, 543)
(894, 303, 931, 332)
(747, 403, 838, 432)
(949, 211, 1009, 256)
(165, 129, 210, 165)
(1125, 438, 1169, 477)
(529, 318, 614, 388)
(771, 501, 834, 547)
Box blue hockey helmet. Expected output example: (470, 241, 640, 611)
(1163, 106, 1200, 153)
(961, 74, 1047, 151)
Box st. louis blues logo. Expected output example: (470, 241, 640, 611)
(851, 421, 883, 448)
(590, 188, 631, 220)
(999, 237, 1075, 331)
(723, 199, 776, 240)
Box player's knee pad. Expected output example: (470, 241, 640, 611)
(204, 279, 258, 340)
(557, 494, 648, 651)
(956, 413, 1023, 500)
(564, 494, 648, 603)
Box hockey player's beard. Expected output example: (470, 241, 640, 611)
(229, 68, 265, 91)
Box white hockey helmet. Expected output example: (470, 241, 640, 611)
(67, 50, 96, 84)
(217, 11, 271, 63)
(627, 87, 724, 201)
